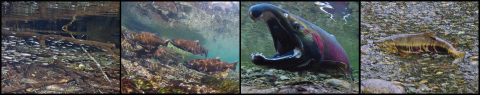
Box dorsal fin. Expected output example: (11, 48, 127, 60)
(422, 33, 435, 37)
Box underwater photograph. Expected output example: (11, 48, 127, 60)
(240, 1, 359, 94)
(120, 1, 239, 94)
(2, 1, 121, 94)
(360, 1, 478, 94)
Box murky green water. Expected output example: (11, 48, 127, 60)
(361, 1, 478, 94)
(240, 1, 360, 80)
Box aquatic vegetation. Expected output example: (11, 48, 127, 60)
(121, 2, 240, 94)
(201, 76, 239, 94)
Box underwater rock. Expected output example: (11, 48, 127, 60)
(361, 79, 405, 94)
(245, 69, 252, 74)
(253, 68, 263, 72)
(324, 79, 358, 91)
(241, 85, 356, 94)
(262, 71, 275, 76)
(43, 84, 83, 93)
(248, 73, 263, 78)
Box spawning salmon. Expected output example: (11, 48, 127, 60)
(374, 33, 466, 59)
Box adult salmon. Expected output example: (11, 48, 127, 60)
(183, 57, 238, 73)
(374, 33, 466, 59)
(248, 3, 353, 81)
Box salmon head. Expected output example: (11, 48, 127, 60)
(373, 37, 398, 54)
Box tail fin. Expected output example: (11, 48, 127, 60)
(183, 61, 191, 68)
(205, 49, 209, 58)
(164, 39, 170, 46)
(231, 60, 238, 71)
(458, 51, 466, 59)
(348, 66, 354, 82)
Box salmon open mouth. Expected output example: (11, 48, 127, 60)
(248, 3, 306, 68)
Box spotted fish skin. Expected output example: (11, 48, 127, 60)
(183, 57, 237, 73)
(374, 33, 466, 59)
(170, 39, 208, 58)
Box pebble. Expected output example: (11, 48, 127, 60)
(245, 69, 252, 74)
(470, 61, 478, 65)
(20, 78, 38, 84)
(317, 74, 331, 79)
(19, 53, 31, 56)
(263, 71, 275, 76)
(248, 73, 263, 78)
(3, 56, 13, 60)
(325, 79, 358, 91)
(275, 81, 281, 85)
(280, 76, 290, 81)
(452, 58, 460, 64)
(253, 68, 263, 72)
(432, 86, 439, 90)
(361, 79, 405, 94)
(259, 77, 266, 80)
(471, 56, 478, 59)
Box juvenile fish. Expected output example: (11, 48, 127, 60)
(374, 33, 466, 59)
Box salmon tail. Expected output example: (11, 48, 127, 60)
(348, 66, 354, 82)
(165, 39, 170, 46)
(458, 51, 466, 59)
(231, 60, 238, 71)
(205, 49, 208, 58)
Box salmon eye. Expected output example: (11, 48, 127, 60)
(292, 21, 301, 30)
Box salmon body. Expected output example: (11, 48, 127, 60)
(183, 57, 238, 73)
(132, 31, 169, 52)
(374, 33, 465, 59)
(170, 39, 208, 58)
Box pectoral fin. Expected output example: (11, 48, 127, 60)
(318, 60, 347, 73)
(306, 60, 347, 78)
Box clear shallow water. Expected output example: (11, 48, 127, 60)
(121, 2, 239, 64)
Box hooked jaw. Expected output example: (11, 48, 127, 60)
(250, 47, 303, 68)
(249, 3, 307, 69)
